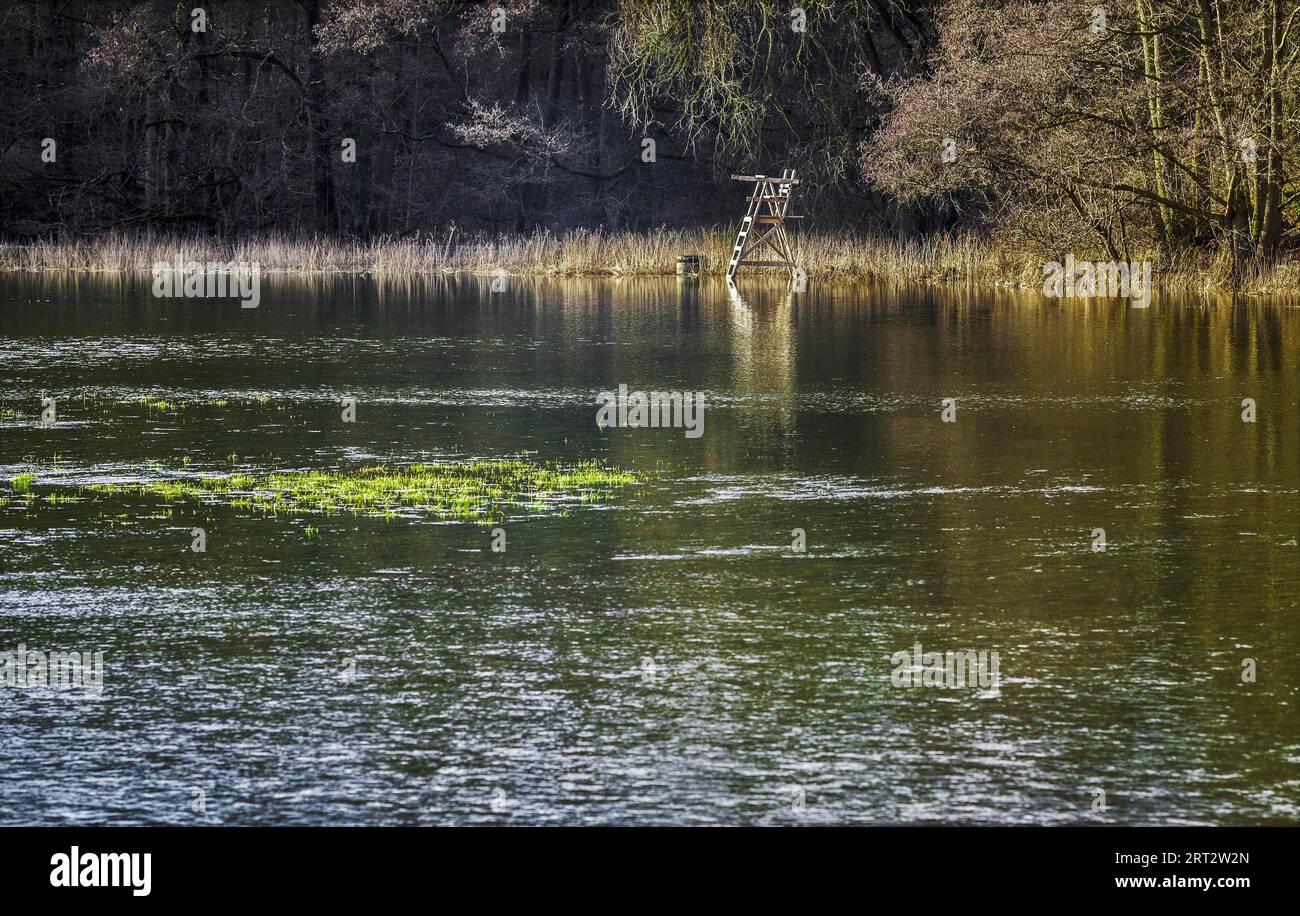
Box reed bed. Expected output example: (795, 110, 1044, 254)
(3, 228, 1299, 293)
(0, 228, 1023, 281)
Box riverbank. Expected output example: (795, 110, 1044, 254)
(3, 229, 1299, 294)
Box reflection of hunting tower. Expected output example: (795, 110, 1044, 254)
(726, 169, 801, 279)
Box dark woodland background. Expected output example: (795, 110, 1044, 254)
(2, 0, 914, 236)
(2, 0, 1297, 270)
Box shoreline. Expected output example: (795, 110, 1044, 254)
(3, 230, 1300, 296)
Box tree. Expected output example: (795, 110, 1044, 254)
(865, 0, 1300, 272)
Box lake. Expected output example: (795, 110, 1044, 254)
(1, 272, 1297, 825)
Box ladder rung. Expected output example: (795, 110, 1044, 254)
(753, 215, 802, 223)
(736, 260, 795, 267)
(731, 175, 800, 184)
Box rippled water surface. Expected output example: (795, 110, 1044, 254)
(1, 273, 1297, 825)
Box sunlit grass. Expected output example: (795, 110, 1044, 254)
(6, 227, 1300, 291)
(11, 473, 33, 493)
(0, 228, 1004, 281)
(77, 459, 638, 522)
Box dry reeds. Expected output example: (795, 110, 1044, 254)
(3, 228, 1298, 293)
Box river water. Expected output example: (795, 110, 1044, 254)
(1, 273, 1296, 824)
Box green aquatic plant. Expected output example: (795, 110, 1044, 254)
(80, 459, 638, 522)
(123, 395, 280, 412)
(11, 474, 33, 493)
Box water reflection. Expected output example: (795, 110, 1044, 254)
(0, 271, 1296, 825)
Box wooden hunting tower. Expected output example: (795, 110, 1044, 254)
(726, 168, 801, 279)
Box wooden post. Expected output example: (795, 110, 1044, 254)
(726, 168, 802, 279)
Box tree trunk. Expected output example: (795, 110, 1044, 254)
(1254, 0, 1284, 259)
(303, 0, 338, 233)
(1137, 0, 1174, 246)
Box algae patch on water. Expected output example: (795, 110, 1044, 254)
(72, 460, 638, 522)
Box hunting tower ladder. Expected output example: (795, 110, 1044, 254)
(726, 168, 801, 279)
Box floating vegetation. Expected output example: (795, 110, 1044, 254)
(77, 460, 638, 522)
(11, 474, 33, 493)
(138, 397, 177, 412)
(116, 394, 278, 413)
